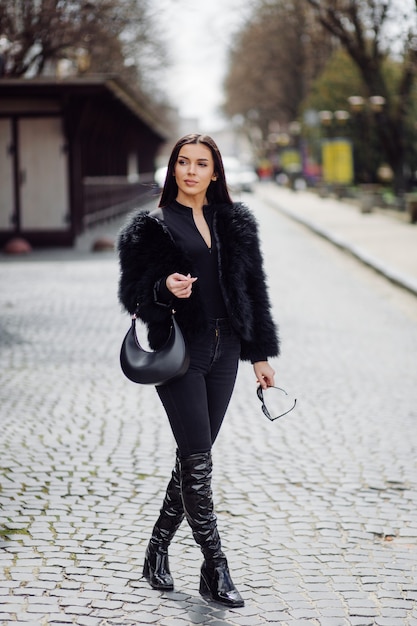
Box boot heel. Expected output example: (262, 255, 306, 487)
(142, 546, 174, 590)
(200, 562, 244, 607)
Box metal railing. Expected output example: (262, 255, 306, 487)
(82, 174, 159, 228)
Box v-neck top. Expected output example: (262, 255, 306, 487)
(162, 200, 227, 318)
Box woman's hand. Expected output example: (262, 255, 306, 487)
(253, 361, 275, 389)
(166, 273, 197, 299)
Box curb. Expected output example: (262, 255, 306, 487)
(263, 193, 417, 298)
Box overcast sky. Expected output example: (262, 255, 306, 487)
(152, 0, 252, 131)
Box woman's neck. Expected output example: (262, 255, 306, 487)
(176, 191, 207, 214)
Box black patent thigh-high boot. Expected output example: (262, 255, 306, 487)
(143, 451, 184, 590)
(180, 451, 244, 608)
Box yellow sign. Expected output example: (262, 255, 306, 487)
(322, 139, 353, 184)
(281, 149, 302, 173)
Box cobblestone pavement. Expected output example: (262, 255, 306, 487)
(1, 191, 417, 626)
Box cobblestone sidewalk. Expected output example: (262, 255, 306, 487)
(1, 195, 416, 625)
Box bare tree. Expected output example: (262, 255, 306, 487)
(305, 0, 417, 193)
(223, 0, 334, 146)
(0, 0, 166, 92)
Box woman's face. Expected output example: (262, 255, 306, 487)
(174, 143, 217, 203)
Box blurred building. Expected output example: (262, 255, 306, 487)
(0, 76, 168, 247)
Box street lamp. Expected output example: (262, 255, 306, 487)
(318, 110, 350, 136)
(318, 110, 333, 129)
(369, 95, 386, 113)
(347, 96, 365, 112)
(288, 121, 302, 136)
(334, 110, 350, 123)
(347, 95, 386, 185)
(348, 95, 386, 113)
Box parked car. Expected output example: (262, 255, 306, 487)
(222, 157, 258, 193)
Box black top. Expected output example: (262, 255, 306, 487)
(157, 200, 228, 319)
(119, 200, 280, 362)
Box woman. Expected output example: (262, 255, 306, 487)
(118, 134, 279, 608)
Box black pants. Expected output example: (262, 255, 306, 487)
(156, 318, 241, 457)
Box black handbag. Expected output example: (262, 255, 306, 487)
(120, 311, 190, 385)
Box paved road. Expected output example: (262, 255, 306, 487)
(1, 190, 416, 626)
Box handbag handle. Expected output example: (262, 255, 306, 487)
(131, 304, 176, 320)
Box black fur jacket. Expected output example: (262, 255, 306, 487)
(117, 202, 279, 363)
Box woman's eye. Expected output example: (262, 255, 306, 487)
(176, 159, 208, 168)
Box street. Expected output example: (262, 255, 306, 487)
(1, 189, 416, 626)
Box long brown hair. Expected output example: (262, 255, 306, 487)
(159, 133, 233, 207)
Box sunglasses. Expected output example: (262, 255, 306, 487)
(256, 386, 297, 421)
